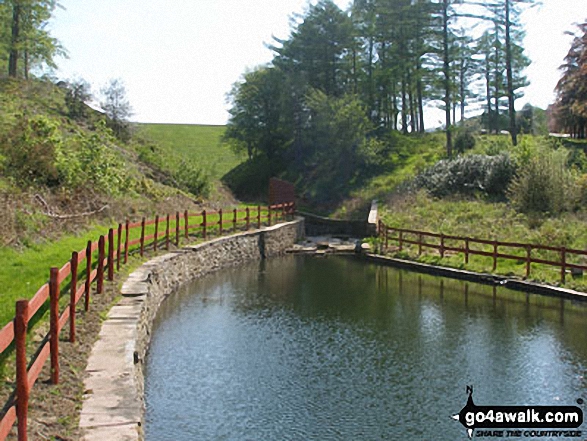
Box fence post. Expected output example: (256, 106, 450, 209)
(70, 251, 78, 343)
(561, 247, 567, 284)
(108, 228, 114, 282)
(492, 240, 498, 272)
(202, 210, 207, 240)
(246, 207, 250, 230)
(50, 267, 60, 385)
(154, 215, 159, 252)
(124, 219, 130, 264)
(526, 245, 531, 279)
(385, 227, 389, 251)
(97, 236, 105, 294)
(219, 209, 223, 236)
(117, 223, 122, 271)
(166, 214, 170, 250)
(85, 241, 92, 312)
(268, 206, 272, 226)
(440, 234, 445, 258)
(465, 238, 470, 264)
(184, 210, 189, 239)
(140, 217, 146, 257)
(399, 230, 403, 252)
(15, 299, 29, 441)
(176, 212, 180, 246)
(233, 209, 237, 233)
(257, 205, 261, 229)
(418, 233, 423, 256)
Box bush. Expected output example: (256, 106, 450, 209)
(172, 159, 210, 197)
(412, 154, 516, 198)
(508, 147, 575, 214)
(454, 130, 476, 154)
(0, 115, 61, 186)
(55, 123, 130, 195)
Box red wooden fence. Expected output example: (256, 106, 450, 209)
(0, 202, 295, 441)
(378, 220, 587, 283)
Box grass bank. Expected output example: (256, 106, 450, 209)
(137, 123, 245, 182)
(379, 192, 587, 292)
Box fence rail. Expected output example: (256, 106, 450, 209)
(378, 220, 587, 284)
(0, 202, 295, 441)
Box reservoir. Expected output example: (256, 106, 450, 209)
(144, 255, 587, 440)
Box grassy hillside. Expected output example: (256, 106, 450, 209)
(367, 133, 587, 291)
(137, 123, 245, 182)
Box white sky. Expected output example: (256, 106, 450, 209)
(49, 0, 585, 126)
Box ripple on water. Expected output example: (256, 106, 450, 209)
(145, 255, 587, 440)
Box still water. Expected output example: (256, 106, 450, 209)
(144, 255, 587, 440)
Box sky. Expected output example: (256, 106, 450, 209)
(49, 0, 585, 127)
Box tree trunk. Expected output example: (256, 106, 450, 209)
(401, 73, 408, 134)
(494, 23, 500, 134)
(8, 2, 21, 77)
(485, 57, 492, 132)
(417, 60, 425, 132)
(442, 0, 452, 157)
(504, 0, 518, 145)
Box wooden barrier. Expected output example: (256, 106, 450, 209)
(378, 222, 587, 283)
(0, 201, 296, 440)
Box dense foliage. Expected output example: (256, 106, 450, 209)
(0, 0, 64, 78)
(552, 21, 587, 139)
(225, 0, 535, 201)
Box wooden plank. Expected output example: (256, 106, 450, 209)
(75, 284, 85, 305)
(76, 249, 87, 262)
(0, 321, 14, 355)
(128, 221, 142, 229)
(28, 284, 49, 321)
(144, 219, 157, 227)
(531, 257, 563, 267)
(565, 247, 587, 257)
(128, 238, 141, 247)
(0, 405, 16, 440)
(566, 262, 587, 271)
(58, 262, 71, 284)
(27, 342, 50, 389)
(58, 308, 70, 333)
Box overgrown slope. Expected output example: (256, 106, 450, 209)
(0, 78, 243, 249)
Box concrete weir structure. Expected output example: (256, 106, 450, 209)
(79, 218, 304, 441)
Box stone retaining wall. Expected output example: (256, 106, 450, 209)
(80, 218, 304, 441)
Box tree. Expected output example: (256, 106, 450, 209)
(2, 0, 64, 78)
(554, 21, 587, 139)
(304, 89, 372, 182)
(271, 0, 355, 97)
(225, 67, 290, 161)
(100, 78, 133, 140)
(64, 78, 92, 121)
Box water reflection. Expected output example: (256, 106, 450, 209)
(145, 255, 587, 440)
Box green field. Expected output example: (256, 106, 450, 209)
(137, 123, 245, 181)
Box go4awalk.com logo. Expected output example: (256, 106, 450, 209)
(452, 386, 584, 439)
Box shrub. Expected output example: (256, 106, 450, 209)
(412, 154, 515, 198)
(172, 159, 210, 197)
(508, 147, 575, 214)
(55, 123, 130, 195)
(0, 115, 62, 186)
(454, 130, 476, 154)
